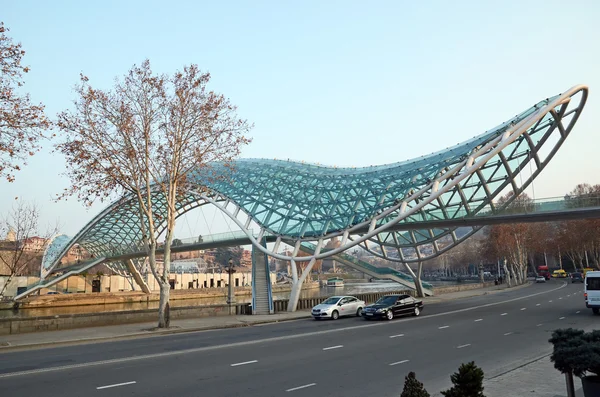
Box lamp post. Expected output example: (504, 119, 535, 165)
(225, 258, 236, 314)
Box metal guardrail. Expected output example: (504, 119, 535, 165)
(270, 290, 414, 313)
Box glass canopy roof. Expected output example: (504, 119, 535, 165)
(42, 85, 588, 277)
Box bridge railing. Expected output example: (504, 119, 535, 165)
(401, 194, 600, 223)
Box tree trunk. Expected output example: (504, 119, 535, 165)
(511, 264, 521, 285)
(157, 281, 171, 328)
(565, 371, 576, 397)
(503, 261, 512, 287)
(0, 274, 14, 299)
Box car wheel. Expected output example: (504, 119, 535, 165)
(386, 311, 394, 320)
(593, 308, 599, 315)
(331, 310, 339, 320)
(413, 307, 420, 317)
(356, 307, 363, 317)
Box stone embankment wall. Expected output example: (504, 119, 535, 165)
(0, 282, 497, 335)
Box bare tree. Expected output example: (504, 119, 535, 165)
(557, 184, 600, 270)
(55, 60, 252, 327)
(485, 192, 536, 285)
(0, 200, 54, 298)
(0, 22, 50, 182)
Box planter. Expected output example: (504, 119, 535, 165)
(581, 375, 600, 397)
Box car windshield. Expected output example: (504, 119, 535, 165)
(322, 297, 341, 305)
(375, 296, 398, 305)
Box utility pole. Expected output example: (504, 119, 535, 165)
(225, 258, 236, 315)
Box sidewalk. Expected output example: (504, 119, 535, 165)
(0, 311, 311, 350)
(484, 355, 583, 397)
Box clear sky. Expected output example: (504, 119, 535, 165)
(1, 0, 599, 238)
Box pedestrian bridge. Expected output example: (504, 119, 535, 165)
(14, 85, 593, 302)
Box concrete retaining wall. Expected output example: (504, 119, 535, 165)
(433, 281, 496, 295)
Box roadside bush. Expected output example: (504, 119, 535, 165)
(401, 372, 430, 397)
(441, 361, 486, 397)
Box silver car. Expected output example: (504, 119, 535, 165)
(311, 295, 365, 320)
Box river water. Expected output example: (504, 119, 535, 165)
(0, 280, 470, 319)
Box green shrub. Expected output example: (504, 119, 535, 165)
(441, 361, 485, 397)
(401, 372, 430, 397)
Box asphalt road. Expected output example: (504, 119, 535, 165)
(0, 280, 594, 397)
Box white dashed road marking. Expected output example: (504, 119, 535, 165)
(520, 308, 526, 311)
(537, 324, 543, 327)
(231, 360, 258, 367)
(504, 332, 513, 336)
(389, 334, 405, 338)
(322, 345, 343, 351)
(439, 326, 449, 329)
(576, 311, 581, 314)
(96, 381, 136, 390)
(389, 360, 410, 366)
(474, 319, 483, 322)
(549, 300, 553, 303)
(559, 317, 565, 320)
(457, 344, 471, 349)
(501, 313, 508, 316)
(286, 383, 316, 392)
(536, 304, 541, 306)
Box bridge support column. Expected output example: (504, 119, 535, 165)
(125, 259, 150, 294)
(288, 258, 316, 312)
(403, 262, 425, 298)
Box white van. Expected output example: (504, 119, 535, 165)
(584, 271, 600, 314)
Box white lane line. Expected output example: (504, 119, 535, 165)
(536, 304, 541, 306)
(576, 311, 581, 314)
(286, 383, 316, 392)
(0, 282, 569, 379)
(549, 300, 553, 303)
(568, 294, 571, 297)
(501, 313, 508, 316)
(520, 308, 526, 311)
(474, 319, 483, 322)
(230, 360, 258, 367)
(389, 334, 405, 338)
(389, 360, 410, 366)
(537, 323, 543, 327)
(559, 297, 563, 300)
(504, 332, 513, 336)
(457, 344, 471, 349)
(96, 381, 136, 390)
(559, 317, 565, 320)
(439, 325, 450, 329)
(322, 345, 343, 351)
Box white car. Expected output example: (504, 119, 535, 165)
(535, 276, 546, 283)
(311, 295, 365, 320)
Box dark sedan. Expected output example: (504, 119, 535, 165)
(361, 294, 423, 320)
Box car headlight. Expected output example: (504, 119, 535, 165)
(376, 308, 386, 313)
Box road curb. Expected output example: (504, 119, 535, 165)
(0, 314, 311, 353)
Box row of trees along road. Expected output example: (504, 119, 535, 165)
(484, 184, 600, 287)
(421, 184, 600, 288)
(1, 22, 252, 327)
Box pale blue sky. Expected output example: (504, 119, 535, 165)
(1, 1, 599, 237)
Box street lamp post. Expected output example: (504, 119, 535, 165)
(226, 258, 236, 315)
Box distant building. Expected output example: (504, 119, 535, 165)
(21, 236, 47, 252)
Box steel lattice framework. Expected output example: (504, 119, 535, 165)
(41, 85, 588, 278)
